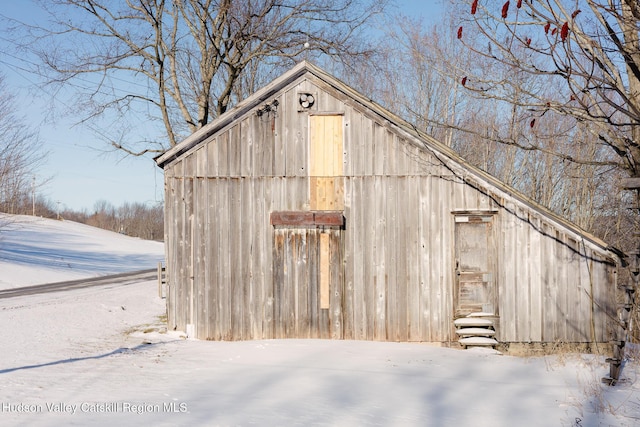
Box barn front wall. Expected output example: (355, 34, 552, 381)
(161, 71, 618, 346)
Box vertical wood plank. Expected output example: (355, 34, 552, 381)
(273, 107, 285, 176)
(165, 173, 178, 331)
(320, 232, 330, 309)
(263, 178, 275, 339)
(258, 112, 274, 176)
(404, 177, 418, 341)
(373, 123, 385, 176)
(240, 178, 253, 339)
(229, 178, 242, 339)
(362, 117, 374, 176)
(330, 230, 344, 339)
(283, 232, 296, 336)
(252, 178, 266, 338)
(516, 208, 530, 341)
(207, 137, 219, 177)
(386, 176, 398, 341)
(208, 179, 221, 340)
(218, 132, 229, 177)
(173, 162, 186, 333)
(297, 230, 310, 338)
(196, 147, 206, 178)
(273, 229, 284, 339)
(241, 115, 252, 176)
(363, 178, 375, 340)
(419, 176, 431, 341)
(557, 232, 569, 341)
(195, 177, 207, 338)
(218, 178, 231, 339)
(308, 230, 319, 338)
(184, 175, 194, 335)
(502, 204, 517, 341)
(529, 216, 543, 342)
(442, 176, 455, 342)
(429, 176, 444, 340)
(578, 242, 593, 342)
(343, 107, 354, 177)
(342, 180, 355, 340)
(374, 175, 387, 340)
(541, 223, 556, 341)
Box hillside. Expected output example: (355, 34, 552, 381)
(0, 214, 164, 289)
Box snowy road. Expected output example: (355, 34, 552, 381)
(0, 269, 158, 299)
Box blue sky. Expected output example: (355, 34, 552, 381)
(0, 0, 444, 213)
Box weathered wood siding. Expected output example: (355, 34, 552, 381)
(162, 74, 617, 344)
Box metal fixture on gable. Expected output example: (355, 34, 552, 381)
(256, 99, 279, 117)
(299, 93, 315, 109)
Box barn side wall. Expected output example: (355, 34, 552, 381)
(162, 76, 618, 344)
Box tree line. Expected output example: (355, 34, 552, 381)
(1, 188, 164, 242)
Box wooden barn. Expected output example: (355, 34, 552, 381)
(155, 61, 623, 352)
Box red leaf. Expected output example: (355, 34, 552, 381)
(530, 119, 536, 128)
(570, 95, 576, 101)
(551, 27, 557, 36)
(517, 0, 522, 8)
(461, 76, 467, 86)
(560, 22, 569, 41)
(526, 38, 531, 46)
(471, 0, 478, 15)
(457, 26, 463, 39)
(544, 23, 551, 34)
(571, 9, 581, 19)
(501, 1, 510, 19)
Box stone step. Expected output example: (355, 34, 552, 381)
(465, 312, 496, 318)
(454, 317, 494, 328)
(459, 337, 499, 348)
(455, 327, 496, 337)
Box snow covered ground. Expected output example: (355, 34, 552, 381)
(0, 214, 639, 426)
(0, 214, 164, 289)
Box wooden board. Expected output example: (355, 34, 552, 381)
(309, 115, 344, 210)
(320, 232, 330, 309)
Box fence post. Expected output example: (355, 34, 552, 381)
(158, 262, 163, 298)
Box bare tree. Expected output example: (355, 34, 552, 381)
(455, 0, 640, 180)
(358, 5, 622, 246)
(0, 75, 46, 216)
(14, 0, 387, 155)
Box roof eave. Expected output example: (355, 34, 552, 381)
(154, 61, 314, 169)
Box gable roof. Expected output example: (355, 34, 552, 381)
(155, 61, 623, 263)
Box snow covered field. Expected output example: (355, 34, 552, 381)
(0, 215, 165, 289)
(0, 214, 639, 426)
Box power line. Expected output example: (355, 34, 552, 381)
(0, 44, 156, 111)
(0, 33, 153, 91)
